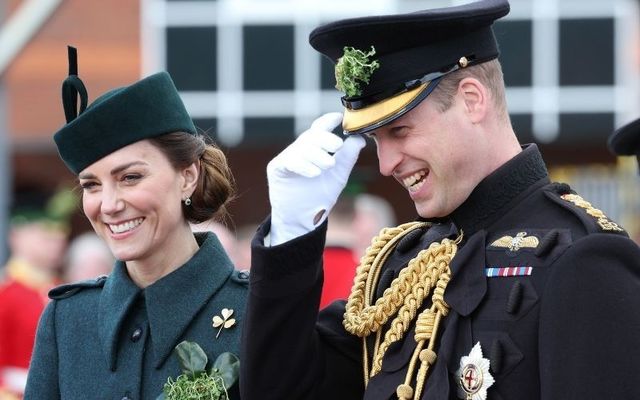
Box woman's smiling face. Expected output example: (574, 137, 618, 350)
(79, 139, 193, 264)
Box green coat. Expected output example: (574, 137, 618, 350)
(24, 232, 248, 400)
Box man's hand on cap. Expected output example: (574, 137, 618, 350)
(267, 112, 366, 246)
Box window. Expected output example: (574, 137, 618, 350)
(142, 0, 639, 147)
(560, 18, 614, 86)
(167, 27, 217, 91)
(243, 25, 294, 91)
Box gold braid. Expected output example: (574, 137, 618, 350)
(343, 222, 461, 399)
(344, 222, 427, 385)
(405, 267, 451, 400)
(343, 222, 429, 337)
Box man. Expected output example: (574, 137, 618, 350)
(64, 232, 114, 283)
(607, 118, 640, 243)
(241, 0, 640, 399)
(0, 190, 71, 398)
(352, 193, 396, 260)
(321, 195, 358, 309)
(608, 117, 640, 171)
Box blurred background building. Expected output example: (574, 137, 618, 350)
(1, 0, 640, 266)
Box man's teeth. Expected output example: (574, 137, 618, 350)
(109, 218, 144, 234)
(403, 171, 427, 189)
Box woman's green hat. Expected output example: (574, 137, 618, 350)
(53, 47, 196, 174)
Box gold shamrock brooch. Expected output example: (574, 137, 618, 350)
(212, 308, 236, 339)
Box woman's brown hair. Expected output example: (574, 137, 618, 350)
(149, 132, 235, 224)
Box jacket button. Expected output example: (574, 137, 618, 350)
(505, 280, 523, 314)
(121, 397, 131, 400)
(131, 327, 143, 342)
(490, 338, 503, 374)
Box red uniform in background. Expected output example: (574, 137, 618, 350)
(0, 188, 72, 399)
(320, 246, 358, 309)
(0, 260, 58, 399)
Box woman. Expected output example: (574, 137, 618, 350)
(24, 48, 247, 400)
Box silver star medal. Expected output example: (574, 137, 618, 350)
(456, 342, 494, 400)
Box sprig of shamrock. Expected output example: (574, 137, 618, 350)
(334, 46, 380, 98)
(157, 341, 240, 400)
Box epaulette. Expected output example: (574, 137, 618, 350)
(49, 275, 108, 300)
(230, 269, 249, 287)
(544, 182, 627, 235)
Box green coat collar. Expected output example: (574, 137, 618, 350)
(98, 232, 234, 371)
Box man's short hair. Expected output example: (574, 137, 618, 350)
(429, 59, 509, 121)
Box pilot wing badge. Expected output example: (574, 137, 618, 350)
(490, 231, 539, 252)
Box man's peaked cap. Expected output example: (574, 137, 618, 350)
(609, 118, 640, 157)
(309, 0, 510, 135)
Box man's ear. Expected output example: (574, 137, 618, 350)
(458, 77, 488, 124)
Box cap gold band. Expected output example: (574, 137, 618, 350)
(342, 82, 429, 133)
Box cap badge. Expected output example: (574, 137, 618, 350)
(490, 232, 539, 252)
(212, 308, 236, 339)
(335, 46, 380, 98)
(456, 342, 494, 400)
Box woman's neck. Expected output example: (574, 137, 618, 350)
(126, 226, 200, 288)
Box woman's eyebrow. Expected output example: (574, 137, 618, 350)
(78, 161, 147, 180)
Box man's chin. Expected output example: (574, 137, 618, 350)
(415, 203, 450, 220)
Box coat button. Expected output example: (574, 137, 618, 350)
(490, 338, 503, 374)
(131, 327, 143, 342)
(505, 280, 523, 314)
(121, 397, 131, 400)
(535, 229, 559, 257)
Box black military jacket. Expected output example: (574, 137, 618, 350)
(241, 145, 640, 400)
(25, 232, 248, 400)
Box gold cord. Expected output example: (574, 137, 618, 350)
(344, 222, 430, 337)
(343, 222, 461, 399)
(348, 222, 427, 386)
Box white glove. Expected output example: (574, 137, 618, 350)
(267, 112, 366, 246)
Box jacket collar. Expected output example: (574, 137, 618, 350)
(450, 144, 549, 237)
(99, 232, 235, 371)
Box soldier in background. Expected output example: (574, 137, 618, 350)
(0, 189, 72, 398)
(321, 195, 358, 309)
(352, 193, 396, 259)
(608, 117, 640, 171)
(63, 232, 114, 283)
